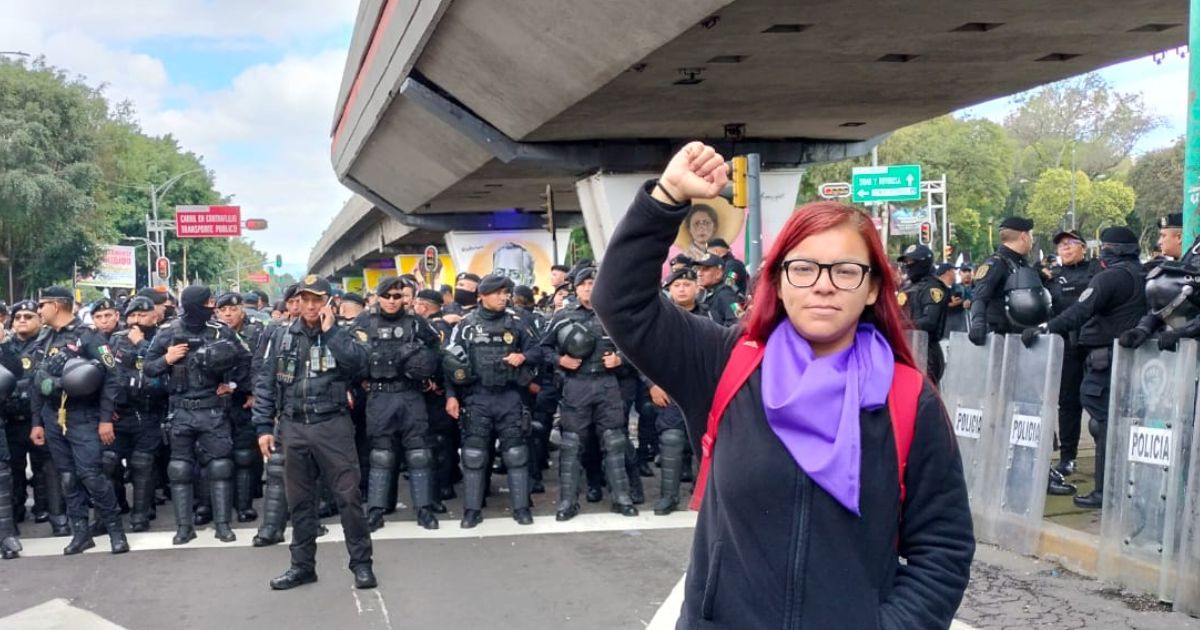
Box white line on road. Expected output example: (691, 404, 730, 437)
(14, 510, 699, 558)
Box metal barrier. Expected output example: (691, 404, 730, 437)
(941, 331, 1004, 536)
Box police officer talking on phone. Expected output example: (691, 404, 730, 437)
(254, 274, 376, 591)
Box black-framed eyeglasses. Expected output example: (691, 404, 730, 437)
(13, 313, 36, 321)
(781, 258, 871, 290)
(380, 293, 404, 300)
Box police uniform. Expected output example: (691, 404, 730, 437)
(1046, 231, 1100, 474)
(968, 217, 1050, 344)
(352, 276, 442, 532)
(29, 286, 129, 555)
(1, 300, 67, 534)
(1122, 214, 1200, 350)
(254, 275, 376, 590)
(414, 289, 459, 506)
(696, 254, 740, 326)
(541, 268, 639, 521)
(898, 245, 949, 380)
(144, 285, 250, 545)
(0, 327, 25, 558)
(102, 296, 167, 532)
(216, 292, 268, 523)
(1030, 227, 1147, 509)
(444, 274, 540, 528)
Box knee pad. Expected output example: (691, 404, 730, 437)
(559, 431, 582, 452)
(233, 449, 256, 468)
(369, 448, 396, 469)
(659, 429, 686, 449)
(405, 448, 432, 470)
(265, 453, 286, 478)
(166, 460, 193, 484)
(59, 470, 79, 493)
(502, 445, 529, 468)
(462, 447, 488, 471)
(601, 428, 626, 452)
(130, 451, 156, 472)
(206, 458, 234, 481)
(101, 450, 120, 477)
(1088, 417, 1106, 439)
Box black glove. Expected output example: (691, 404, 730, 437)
(968, 329, 986, 347)
(1020, 328, 1041, 348)
(1118, 328, 1149, 349)
(1158, 329, 1182, 352)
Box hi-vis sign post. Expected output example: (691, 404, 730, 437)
(851, 165, 922, 203)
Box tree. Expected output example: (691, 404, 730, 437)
(1004, 73, 1163, 179)
(0, 57, 110, 298)
(1127, 139, 1184, 240)
(1026, 168, 1137, 237)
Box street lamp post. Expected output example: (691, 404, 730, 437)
(147, 168, 205, 284)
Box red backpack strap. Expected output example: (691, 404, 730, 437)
(689, 335, 765, 510)
(887, 363, 924, 505)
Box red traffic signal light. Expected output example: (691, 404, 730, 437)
(155, 256, 171, 280)
(244, 219, 268, 230)
(918, 222, 932, 245)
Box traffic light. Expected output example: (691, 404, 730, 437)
(943, 245, 953, 260)
(919, 222, 932, 245)
(244, 218, 268, 230)
(731, 155, 748, 208)
(274, 254, 282, 268)
(541, 184, 556, 233)
(155, 256, 171, 280)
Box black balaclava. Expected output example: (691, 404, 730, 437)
(180, 285, 214, 331)
(454, 288, 477, 308)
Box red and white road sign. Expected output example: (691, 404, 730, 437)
(247, 271, 270, 284)
(175, 205, 242, 238)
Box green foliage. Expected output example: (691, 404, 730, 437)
(1026, 168, 1137, 237)
(1127, 139, 1184, 240)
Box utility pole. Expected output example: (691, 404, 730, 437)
(746, 153, 762, 272)
(1185, 4, 1200, 246)
(1068, 143, 1077, 231)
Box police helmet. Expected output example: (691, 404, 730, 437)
(442, 344, 474, 386)
(196, 339, 241, 375)
(1005, 287, 1052, 327)
(403, 347, 440, 381)
(0, 364, 16, 399)
(61, 358, 104, 398)
(556, 321, 596, 359)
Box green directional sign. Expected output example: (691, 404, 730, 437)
(851, 165, 922, 203)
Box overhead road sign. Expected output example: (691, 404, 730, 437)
(852, 165, 922, 203)
(176, 205, 242, 238)
(818, 182, 852, 199)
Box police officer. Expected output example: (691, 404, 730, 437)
(444, 274, 539, 528)
(706, 237, 750, 298)
(413, 288, 459, 506)
(543, 267, 640, 521)
(696, 253, 740, 326)
(255, 274, 376, 590)
(969, 216, 1050, 345)
(1, 300, 67, 535)
(1121, 213, 1200, 349)
(215, 291, 267, 523)
(443, 272, 481, 325)
(352, 276, 442, 532)
(27, 286, 129, 555)
(339, 292, 367, 322)
(90, 298, 121, 337)
(1024, 227, 1146, 509)
(897, 244, 949, 380)
(85, 298, 129, 522)
(101, 296, 168, 532)
(0, 323, 24, 558)
(144, 285, 249, 545)
(1044, 230, 1100, 480)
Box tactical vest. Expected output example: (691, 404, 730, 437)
(462, 311, 523, 389)
(272, 327, 348, 421)
(365, 312, 423, 382)
(34, 323, 87, 401)
(166, 320, 227, 396)
(110, 329, 166, 409)
(1079, 260, 1147, 348)
(3, 336, 41, 420)
(907, 276, 949, 343)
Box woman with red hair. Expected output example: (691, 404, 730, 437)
(593, 142, 973, 629)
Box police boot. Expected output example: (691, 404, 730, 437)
(208, 459, 237, 543)
(502, 444, 533, 525)
(106, 517, 129, 555)
(555, 432, 582, 522)
(654, 429, 686, 515)
(1047, 468, 1076, 496)
(366, 448, 396, 532)
(0, 463, 23, 560)
(602, 430, 638, 517)
(63, 518, 95, 556)
(233, 449, 259, 522)
(128, 451, 155, 532)
(194, 474, 212, 526)
(167, 461, 197, 545)
(460, 441, 488, 529)
(406, 449, 438, 530)
(625, 439, 645, 505)
(99, 451, 123, 525)
(1075, 419, 1107, 510)
(31, 463, 49, 523)
(89, 508, 108, 536)
(253, 453, 288, 547)
(44, 461, 70, 537)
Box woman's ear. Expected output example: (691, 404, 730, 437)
(865, 277, 879, 306)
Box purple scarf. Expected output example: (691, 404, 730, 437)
(761, 321, 895, 515)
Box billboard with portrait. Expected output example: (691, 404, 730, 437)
(444, 230, 572, 291)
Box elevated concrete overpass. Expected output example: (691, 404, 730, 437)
(310, 0, 1187, 276)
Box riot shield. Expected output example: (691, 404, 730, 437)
(985, 332, 1063, 555)
(1099, 339, 1198, 602)
(941, 331, 1004, 535)
(1176, 398, 1200, 614)
(906, 329, 928, 376)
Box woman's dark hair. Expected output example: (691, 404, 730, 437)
(685, 204, 719, 238)
(743, 201, 916, 368)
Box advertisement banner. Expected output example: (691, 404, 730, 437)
(662, 196, 748, 279)
(362, 265, 397, 294)
(395, 251, 458, 290)
(175, 205, 242, 238)
(444, 230, 572, 291)
(889, 205, 932, 236)
(343, 277, 365, 295)
(78, 245, 137, 289)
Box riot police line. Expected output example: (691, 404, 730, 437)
(897, 213, 1200, 613)
(0, 255, 744, 589)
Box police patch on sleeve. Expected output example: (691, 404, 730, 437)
(1078, 287, 1094, 303)
(21, 357, 31, 370)
(897, 292, 908, 306)
(975, 263, 989, 280)
(98, 345, 116, 368)
(930, 287, 945, 303)
(355, 330, 369, 343)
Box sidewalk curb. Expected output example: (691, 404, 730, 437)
(1035, 520, 1100, 577)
